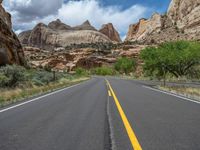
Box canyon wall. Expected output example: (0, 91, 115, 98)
(0, 0, 25, 66)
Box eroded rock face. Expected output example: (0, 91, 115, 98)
(19, 20, 112, 50)
(99, 23, 121, 42)
(167, 0, 200, 39)
(125, 14, 162, 42)
(0, 1, 25, 66)
(18, 30, 31, 45)
(24, 44, 146, 73)
(126, 0, 200, 43)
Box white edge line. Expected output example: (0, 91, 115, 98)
(0, 80, 90, 113)
(143, 85, 200, 104)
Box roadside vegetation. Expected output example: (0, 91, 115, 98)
(159, 86, 200, 101)
(1, 40, 200, 105)
(74, 57, 136, 76)
(0, 65, 89, 107)
(140, 40, 200, 100)
(140, 41, 200, 81)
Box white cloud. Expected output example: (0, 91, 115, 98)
(3, 0, 149, 38)
(5, 0, 63, 20)
(58, 0, 147, 36)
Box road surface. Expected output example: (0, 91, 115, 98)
(0, 77, 199, 150)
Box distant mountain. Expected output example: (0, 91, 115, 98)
(125, 0, 200, 44)
(72, 20, 97, 31)
(0, 0, 25, 66)
(18, 20, 123, 50)
(48, 19, 72, 31)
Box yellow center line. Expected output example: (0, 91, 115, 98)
(106, 79, 142, 150)
(108, 90, 112, 97)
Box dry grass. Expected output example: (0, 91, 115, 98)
(159, 86, 200, 101)
(0, 77, 89, 107)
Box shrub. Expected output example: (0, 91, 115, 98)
(91, 67, 114, 76)
(32, 71, 54, 86)
(0, 65, 26, 87)
(114, 57, 136, 74)
(75, 68, 88, 76)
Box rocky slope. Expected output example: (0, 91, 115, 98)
(99, 23, 121, 42)
(167, 0, 200, 38)
(24, 44, 145, 74)
(126, 0, 200, 43)
(19, 20, 113, 50)
(0, 0, 25, 66)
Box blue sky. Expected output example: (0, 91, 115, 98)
(101, 0, 170, 11)
(100, 0, 171, 19)
(4, 0, 172, 39)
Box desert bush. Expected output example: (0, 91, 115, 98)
(0, 65, 26, 87)
(75, 68, 88, 76)
(114, 57, 136, 74)
(91, 66, 114, 76)
(32, 71, 54, 86)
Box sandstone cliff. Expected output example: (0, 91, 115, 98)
(0, 0, 25, 66)
(167, 0, 200, 39)
(19, 20, 112, 50)
(126, 0, 200, 43)
(99, 23, 121, 42)
(24, 44, 145, 74)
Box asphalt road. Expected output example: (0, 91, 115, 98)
(0, 77, 200, 150)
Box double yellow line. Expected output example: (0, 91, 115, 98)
(106, 79, 142, 150)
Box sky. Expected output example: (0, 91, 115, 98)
(3, 0, 171, 39)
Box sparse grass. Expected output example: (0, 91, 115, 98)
(159, 86, 200, 101)
(0, 77, 89, 107)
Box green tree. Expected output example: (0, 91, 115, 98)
(114, 57, 136, 74)
(140, 41, 200, 78)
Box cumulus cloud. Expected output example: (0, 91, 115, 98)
(5, 0, 63, 21)
(58, 0, 148, 36)
(3, 0, 149, 38)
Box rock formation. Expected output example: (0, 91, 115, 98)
(48, 19, 71, 31)
(19, 20, 112, 50)
(167, 0, 200, 39)
(0, 0, 25, 66)
(24, 44, 146, 73)
(126, 0, 200, 43)
(72, 20, 97, 31)
(99, 23, 121, 42)
(126, 14, 162, 42)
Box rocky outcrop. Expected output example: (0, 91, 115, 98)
(19, 20, 112, 50)
(24, 44, 146, 73)
(0, 0, 25, 66)
(125, 13, 162, 42)
(18, 30, 32, 45)
(99, 23, 121, 42)
(167, 0, 200, 39)
(126, 0, 200, 43)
